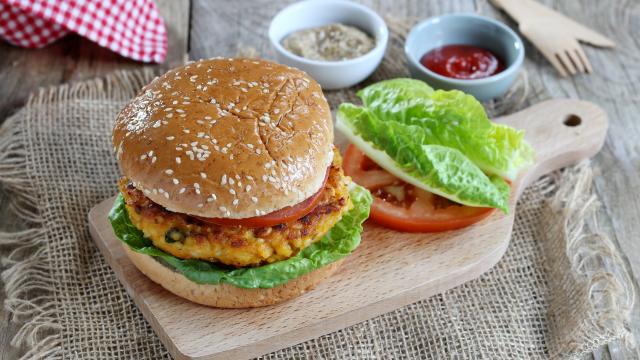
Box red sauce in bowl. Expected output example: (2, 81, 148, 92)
(420, 44, 505, 80)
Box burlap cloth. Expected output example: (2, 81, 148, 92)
(0, 18, 635, 360)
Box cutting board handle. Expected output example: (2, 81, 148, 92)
(494, 99, 608, 192)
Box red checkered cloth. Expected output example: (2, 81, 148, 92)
(0, 0, 167, 63)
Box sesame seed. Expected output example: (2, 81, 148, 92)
(179, 188, 186, 194)
(197, 203, 204, 208)
(164, 108, 173, 112)
(247, 144, 254, 149)
(164, 192, 170, 199)
(200, 172, 207, 179)
(183, 129, 190, 134)
(229, 178, 235, 185)
(166, 136, 175, 141)
(246, 185, 252, 192)
(151, 156, 157, 163)
(221, 174, 227, 185)
(251, 196, 258, 203)
(229, 189, 236, 195)
(176, 157, 181, 164)
(176, 109, 185, 113)
(140, 154, 147, 160)
(194, 182, 200, 188)
(153, 120, 161, 128)
(233, 199, 239, 206)
(219, 206, 227, 212)
(172, 178, 179, 184)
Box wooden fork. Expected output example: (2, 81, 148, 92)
(490, 0, 616, 77)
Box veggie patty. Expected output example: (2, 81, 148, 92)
(119, 153, 352, 267)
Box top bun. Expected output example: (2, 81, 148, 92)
(112, 58, 333, 219)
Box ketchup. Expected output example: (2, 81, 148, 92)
(420, 44, 505, 80)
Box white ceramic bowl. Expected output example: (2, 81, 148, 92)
(268, 0, 388, 90)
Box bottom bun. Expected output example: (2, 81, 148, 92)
(123, 245, 343, 308)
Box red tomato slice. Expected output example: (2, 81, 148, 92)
(343, 144, 496, 232)
(194, 170, 329, 228)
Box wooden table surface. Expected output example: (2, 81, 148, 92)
(1, 0, 638, 359)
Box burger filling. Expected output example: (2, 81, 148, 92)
(119, 154, 351, 267)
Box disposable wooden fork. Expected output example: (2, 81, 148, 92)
(490, 0, 616, 77)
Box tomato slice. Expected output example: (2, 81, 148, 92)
(343, 144, 496, 232)
(193, 169, 329, 228)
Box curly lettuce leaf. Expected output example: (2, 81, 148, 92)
(337, 104, 509, 212)
(356, 78, 534, 180)
(108, 184, 372, 289)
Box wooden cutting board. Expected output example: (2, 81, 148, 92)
(88, 99, 607, 360)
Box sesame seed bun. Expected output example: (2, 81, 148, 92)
(112, 58, 333, 219)
(122, 245, 343, 308)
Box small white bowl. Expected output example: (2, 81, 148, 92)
(268, 0, 388, 90)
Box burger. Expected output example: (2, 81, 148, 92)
(108, 58, 372, 308)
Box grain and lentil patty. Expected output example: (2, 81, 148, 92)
(119, 154, 351, 267)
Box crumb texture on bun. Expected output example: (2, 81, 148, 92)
(123, 245, 343, 308)
(112, 58, 333, 218)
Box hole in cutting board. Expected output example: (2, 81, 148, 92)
(564, 114, 581, 127)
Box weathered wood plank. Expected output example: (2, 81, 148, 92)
(190, 0, 477, 60)
(0, 189, 24, 360)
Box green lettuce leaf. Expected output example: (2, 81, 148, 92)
(108, 184, 372, 289)
(337, 104, 509, 212)
(356, 78, 534, 180)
